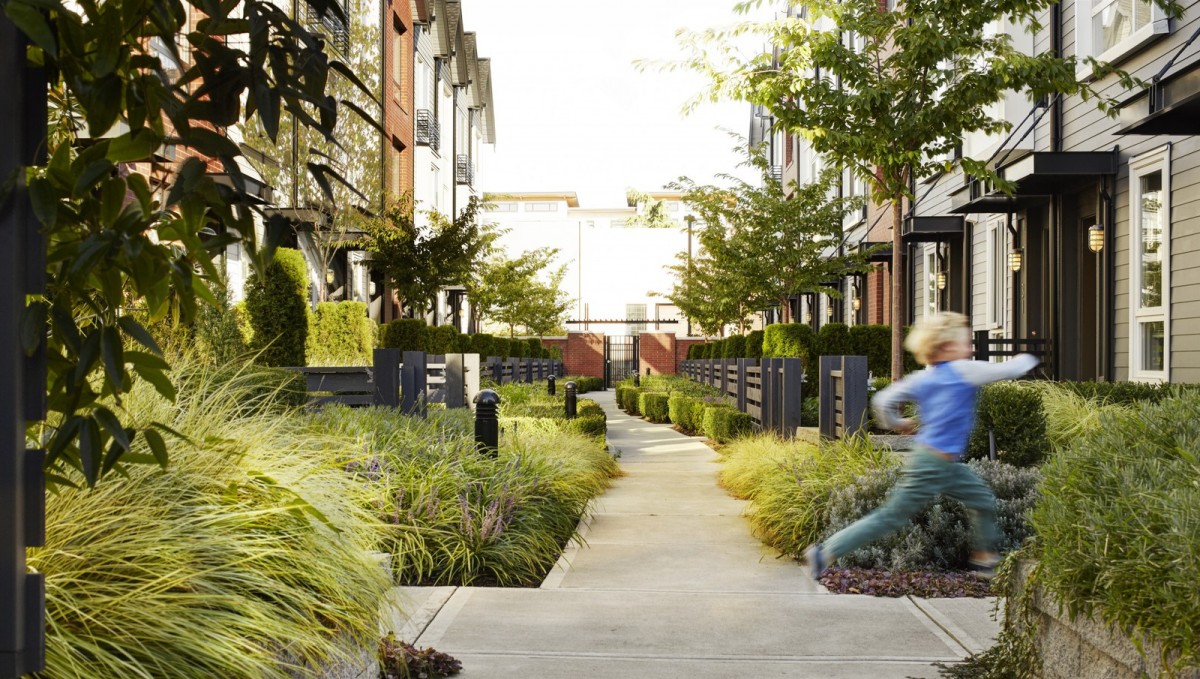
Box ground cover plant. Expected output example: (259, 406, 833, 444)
(31, 357, 393, 679)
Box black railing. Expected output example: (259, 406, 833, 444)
(415, 109, 439, 152)
(305, 0, 349, 55)
(456, 154, 474, 186)
(973, 331, 1053, 378)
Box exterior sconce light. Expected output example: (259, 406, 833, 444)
(325, 268, 335, 285)
(852, 297, 861, 311)
(804, 309, 813, 323)
(825, 303, 833, 319)
(1009, 248, 1023, 272)
(936, 271, 947, 290)
(1088, 224, 1105, 253)
(368, 281, 377, 296)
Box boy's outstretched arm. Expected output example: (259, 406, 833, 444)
(871, 370, 928, 432)
(952, 353, 1040, 386)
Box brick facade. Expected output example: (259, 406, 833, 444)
(540, 334, 708, 380)
(560, 333, 605, 379)
(383, 0, 414, 200)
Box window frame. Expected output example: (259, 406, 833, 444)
(1128, 144, 1171, 382)
(985, 219, 1007, 330)
(1076, 0, 1170, 74)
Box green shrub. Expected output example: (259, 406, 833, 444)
(616, 386, 641, 413)
(965, 383, 1047, 466)
(690, 399, 712, 431)
(426, 325, 460, 354)
(639, 392, 670, 423)
(380, 319, 428, 351)
(848, 325, 891, 377)
(1032, 395, 1200, 671)
(800, 397, 819, 427)
(194, 278, 248, 364)
(817, 322, 852, 358)
(745, 330, 765, 359)
(468, 333, 495, 357)
(562, 376, 604, 393)
(524, 338, 543, 358)
(825, 460, 1042, 571)
(724, 335, 746, 359)
(306, 301, 375, 366)
(244, 247, 309, 367)
(669, 394, 696, 432)
(762, 323, 818, 376)
(703, 406, 754, 443)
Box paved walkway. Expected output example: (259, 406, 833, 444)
(393, 389, 998, 678)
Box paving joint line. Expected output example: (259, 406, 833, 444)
(451, 650, 963, 664)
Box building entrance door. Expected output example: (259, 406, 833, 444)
(604, 335, 639, 388)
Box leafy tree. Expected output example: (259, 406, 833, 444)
(469, 248, 571, 338)
(7, 0, 366, 485)
(669, 142, 873, 326)
(682, 0, 1167, 378)
(244, 5, 383, 302)
(625, 189, 679, 229)
(358, 195, 496, 317)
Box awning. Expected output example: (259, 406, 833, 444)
(950, 151, 1118, 214)
(857, 241, 893, 262)
(1117, 59, 1200, 136)
(902, 215, 964, 242)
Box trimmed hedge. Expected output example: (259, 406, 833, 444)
(668, 394, 695, 432)
(572, 399, 607, 438)
(468, 333, 495, 358)
(616, 386, 641, 414)
(817, 323, 852, 358)
(306, 301, 375, 366)
(848, 325, 891, 377)
(639, 392, 670, 423)
(244, 247, 309, 367)
(562, 376, 604, 393)
(724, 336, 746, 359)
(426, 325, 460, 354)
(380, 319, 427, 351)
(702, 405, 754, 443)
(745, 330, 764, 359)
(762, 323, 818, 378)
(965, 383, 1048, 467)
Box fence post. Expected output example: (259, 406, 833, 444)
(473, 389, 500, 456)
(819, 356, 837, 439)
(974, 330, 990, 361)
(401, 351, 428, 418)
(373, 349, 402, 407)
(779, 358, 803, 437)
(507, 357, 519, 385)
(444, 353, 465, 409)
(841, 356, 869, 438)
(464, 353, 481, 411)
(761, 358, 776, 432)
(523, 358, 533, 383)
(736, 359, 748, 413)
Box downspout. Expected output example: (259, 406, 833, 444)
(1048, 1, 1063, 373)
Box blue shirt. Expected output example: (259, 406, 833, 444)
(872, 354, 1039, 457)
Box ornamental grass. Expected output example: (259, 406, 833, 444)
(31, 358, 392, 679)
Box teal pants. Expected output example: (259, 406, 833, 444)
(823, 447, 1000, 561)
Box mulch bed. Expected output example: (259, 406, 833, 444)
(819, 567, 995, 598)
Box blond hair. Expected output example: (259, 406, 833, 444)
(904, 312, 970, 365)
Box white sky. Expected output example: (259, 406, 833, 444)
(463, 0, 771, 207)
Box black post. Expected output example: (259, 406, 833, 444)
(565, 381, 577, 419)
(633, 372, 640, 387)
(373, 349, 401, 407)
(547, 374, 556, 396)
(2, 15, 46, 677)
(473, 389, 500, 456)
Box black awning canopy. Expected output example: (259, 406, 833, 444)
(949, 151, 1117, 214)
(1117, 60, 1200, 136)
(902, 215, 964, 241)
(858, 241, 893, 262)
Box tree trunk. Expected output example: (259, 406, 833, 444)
(891, 198, 905, 380)
(780, 296, 792, 323)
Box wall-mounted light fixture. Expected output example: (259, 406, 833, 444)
(936, 271, 947, 290)
(1009, 248, 1024, 272)
(804, 309, 812, 323)
(368, 281, 377, 296)
(825, 302, 833, 319)
(325, 269, 335, 285)
(852, 296, 861, 312)
(1088, 224, 1105, 253)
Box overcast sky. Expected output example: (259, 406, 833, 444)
(464, 1, 770, 207)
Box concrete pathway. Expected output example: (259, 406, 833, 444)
(394, 389, 998, 678)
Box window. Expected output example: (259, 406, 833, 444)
(1076, 0, 1169, 68)
(391, 26, 403, 89)
(986, 220, 1007, 329)
(626, 304, 647, 335)
(526, 202, 558, 212)
(926, 249, 939, 317)
(1129, 146, 1170, 381)
(390, 144, 402, 195)
(489, 202, 517, 212)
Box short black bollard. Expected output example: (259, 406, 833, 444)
(473, 389, 501, 456)
(565, 381, 577, 419)
(548, 374, 556, 396)
(633, 372, 640, 387)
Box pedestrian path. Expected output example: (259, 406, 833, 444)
(393, 389, 998, 678)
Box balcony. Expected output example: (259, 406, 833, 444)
(415, 109, 440, 152)
(305, 0, 349, 56)
(456, 155, 474, 186)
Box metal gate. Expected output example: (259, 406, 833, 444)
(604, 335, 639, 388)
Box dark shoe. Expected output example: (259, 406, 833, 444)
(804, 544, 827, 583)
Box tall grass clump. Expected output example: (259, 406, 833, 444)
(31, 357, 392, 679)
(319, 405, 617, 587)
(1025, 382, 1134, 452)
(719, 435, 807, 500)
(1031, 394, 1200, 672)
(722, 434, 897, 555)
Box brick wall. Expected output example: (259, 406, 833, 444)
(562, 333, 605, 378)
(541, 337, 567, 362)
(383, 0, 414, 199)
(674, 339, 708, 374)
(638, 333, 674, 376)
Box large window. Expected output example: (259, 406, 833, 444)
(1129, 146, 1170, 381)
(926, 248, 939, 317)
(1076, 0, 1169, 68)
(526, 202, 558, 212)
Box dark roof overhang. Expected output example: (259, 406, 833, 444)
(949, 151, 1118, 214)
(902, 215, 965, 242)
(857, 240, 893, 262)
(1116, 58, 1200, 136)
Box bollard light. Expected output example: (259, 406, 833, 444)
(633, 372, 640, 387)
(547, 374, 556, 396)
(473, 389, 501, 456)
(565, 381, 577, 419)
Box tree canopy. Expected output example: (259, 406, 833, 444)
(469, 248, 571, 338)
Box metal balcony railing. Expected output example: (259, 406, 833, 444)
(769, 164, 783, 182)
(456, 154, 474, 186)
(305, 0, 349, 56)
(415, 109, 440, 152)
